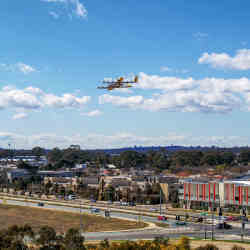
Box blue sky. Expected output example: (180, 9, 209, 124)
(1, 0, 250, 149)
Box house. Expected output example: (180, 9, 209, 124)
(7, 169, 31, 183)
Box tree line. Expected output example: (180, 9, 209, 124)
(0, 224, 244, 249)
(2, 146, 250, 172)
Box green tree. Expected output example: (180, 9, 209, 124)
(36, 226, 58, 248)
(64, 228, 85, 250)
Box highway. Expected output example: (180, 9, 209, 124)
(1, 197, 250, 242)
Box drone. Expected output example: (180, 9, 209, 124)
(97, 76, 138, 91)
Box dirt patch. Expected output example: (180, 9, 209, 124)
(0, 204, 146, 233)
(189, 240, 250, 250)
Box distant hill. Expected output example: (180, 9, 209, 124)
(88, 145, 249, 154)
(1, 145, 249, 155)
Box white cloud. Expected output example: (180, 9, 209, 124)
(42, 93, 90, 108)
(193, 32, 208, 40)
(0, 131, 249, 149)
(17, 63, 36, 74)
(0, 62, 36, 74)
(12, 113, 28, 120)
(81, 110, 103, 117)
(99, 94, 144, 109)
(41, 0, 87, 19)
(49, 11, 60, 19)
(0, 85, 91, 112)
(160, 67, 189, 74)
(98, 72, 250, 113)
(199, 49, 250, 70)
(160, 66, 172, 72)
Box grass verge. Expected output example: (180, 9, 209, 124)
(0, 204, 146, 233)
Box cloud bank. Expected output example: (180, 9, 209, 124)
(199, 49, 250, 70)
(0, 131, 249, 149)
(41, 0, 87, 19)
(99, 72, 250, 113)
(0, 62, 36, 74)
(0, 85, 90, 112)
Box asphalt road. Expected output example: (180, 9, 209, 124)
(1, 198, 250, 242)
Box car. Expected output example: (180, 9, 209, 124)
(107, 200, 113, 205)
(158, 216, 167, 221)
(121, 202, 128, 206)
(38, 202, 44, 207)
(225, 216, 238, 221)
(196, 217, 203, 223)
(68, 194, 77, 200)
(239, 216, 248, 222)
(129, 202, 136, 206)
(176, 221, 186, 226)
(91, 208, 100, 213)
(90, 199, 96, 203)
(150, 208, 158, 212)
(216, 222, 232, 230)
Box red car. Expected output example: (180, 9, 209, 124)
(225, 216, 238, 221)
(158, 216, 167, 221)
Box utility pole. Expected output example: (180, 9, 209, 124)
(80, 200, 83, 234)
(241, 207, 246, 242)
(160, 188, 162, 215)
(211, 202, 214, 240)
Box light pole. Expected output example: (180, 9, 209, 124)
(160, 188, 162, 215)
(80, 200, 84, 234)
(211, 202, 214, 240)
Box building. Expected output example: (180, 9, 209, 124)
(7, 169, 31, 183)
(38, 170, 73, 178)
(179, 179, 250, 209)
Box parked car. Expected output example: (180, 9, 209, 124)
(90, 199, 96, 203)
(158, 216, 167, 221)
(216, 222, 232, 229)
(107, 200, 113, 205)
(38, 202, 44, 207)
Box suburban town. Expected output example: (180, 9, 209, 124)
(0, 145, 250, 249)
(2, 0, 250, 249)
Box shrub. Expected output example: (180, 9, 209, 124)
(195, 244, 219, 250)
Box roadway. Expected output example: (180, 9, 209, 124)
(1, 197, 250, 242)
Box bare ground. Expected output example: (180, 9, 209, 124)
(0, 204, 146, 233)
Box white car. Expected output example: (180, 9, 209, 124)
(150, 208, 158, 212)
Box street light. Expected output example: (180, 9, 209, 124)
(211, 202, 214, 240)
(160, 188, 162, 215)
(80, 200, 84, 234)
